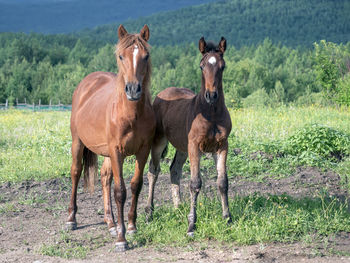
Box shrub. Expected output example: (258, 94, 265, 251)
(284, 124, 350, 164)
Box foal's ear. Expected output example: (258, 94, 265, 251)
(218, 37, 226, 54)
(140, 25, 150, 42)
(118, 24, 128, 40)
(199, 37, 207, 55)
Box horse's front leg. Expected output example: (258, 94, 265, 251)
(187, 141, 201, 236)
(127, 145, 150, 234)
(100, 157, 117, 236)
(216, 141, 232, 223)
(110, 150, 128, 252)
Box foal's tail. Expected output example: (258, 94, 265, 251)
(83, 147, 98, 193)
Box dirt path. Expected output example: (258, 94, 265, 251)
(1, 167, 350, 263)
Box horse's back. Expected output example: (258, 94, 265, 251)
(153, 87, 195, 152)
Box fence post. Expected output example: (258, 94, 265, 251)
(49, 99, 52, 109)
(39, 99, 41, 110)
(5, 99, 8, 109)
(16, 98, 18, 106)
(33, 102, 35, 112)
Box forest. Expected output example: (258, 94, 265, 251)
(0, 0, 349, 108)
(0, 32, 349, 108)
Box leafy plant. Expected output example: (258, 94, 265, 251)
(284, 124, 350, 165)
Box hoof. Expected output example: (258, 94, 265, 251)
(108, 227, 117, 237)
(65, 222, 77, 231)
(126, 229, 137, 235)
(187, 231, 194, 237)
(115, 241, 128, 252)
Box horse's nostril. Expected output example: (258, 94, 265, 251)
(137, 84, 141, 93)
(213, 92, 218, 99)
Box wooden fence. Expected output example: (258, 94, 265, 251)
(0, 99, 72, 111)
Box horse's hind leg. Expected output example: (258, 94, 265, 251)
(216, 142, 232, 223)
(145, 136, 167, 220)
(170, 150, 187, 208)
(66, 137, 84, 230)
(100, 157, 117, 236)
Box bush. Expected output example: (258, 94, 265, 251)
(242, 88, 271, 108)
(284, 124, 350, 165)
(337, 73, 350, 106)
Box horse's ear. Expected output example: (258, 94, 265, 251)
(140, 25, 150, 42)
(118, 24, 128, 40)
(199, 37, 206, 55)
(218, 37, 226, 54)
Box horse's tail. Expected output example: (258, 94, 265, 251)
(161, 142, 168, 159)
(83, 147, 98, 193)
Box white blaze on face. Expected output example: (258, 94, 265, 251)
(133, 45, 139, 73)
(208, 56, 216, 65)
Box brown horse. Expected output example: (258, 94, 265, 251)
(146, 37, 232, 236)
(66, 24, 155, 252)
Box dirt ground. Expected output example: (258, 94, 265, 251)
(1, 166, 350, 263)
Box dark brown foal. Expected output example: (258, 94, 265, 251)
(146, 37, 232, 236)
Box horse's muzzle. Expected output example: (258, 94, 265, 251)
(204, 90, 218, 104)
(125, 83, 142, 101)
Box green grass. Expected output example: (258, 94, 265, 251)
(1, 107, 350, 256)
(130, 194, 350, 247)
(1, 106, 349, 183)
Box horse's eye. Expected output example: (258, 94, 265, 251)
(144, 54, 149, 61)
(119, 55, 123, 61)
(200, 65, 203, 71)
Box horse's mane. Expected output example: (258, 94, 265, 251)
(115, 33, 152, 102)
(205, 41, 219, 53)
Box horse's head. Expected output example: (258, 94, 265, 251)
(199, 36, 226, 105)
(116, 24, 151, 101)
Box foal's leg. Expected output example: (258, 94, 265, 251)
(100, 157, 117, 236)
(187, 142, 201, 236)
(110, 150, 128, 252)
(170, 150, 187, 208)
(66, 137, 84, 230)
(145, 136, 167, 220)
(216, 142, 232, 223)
(127, 145, 151, 234)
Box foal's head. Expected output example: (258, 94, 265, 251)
(198, 37, 226, 105)
(116, 25, 151, 101)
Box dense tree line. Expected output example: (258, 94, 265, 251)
(81, 0, 350, 48)
(0, 33, 349, 107)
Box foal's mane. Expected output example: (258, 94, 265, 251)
(115, 33, 152, 102)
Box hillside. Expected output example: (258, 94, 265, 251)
(80, 0, 350, 48)
(0, 0, 217, 34)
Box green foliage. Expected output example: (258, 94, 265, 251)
(337, 73, 350, 106)
(284, 124, 350, 165)
(85, 0, 350, 48)
(242, 88, 271, 108)
(314, 40, 350, 106)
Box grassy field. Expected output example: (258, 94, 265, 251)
(1, 106, 349, 184)
(1, 106, 350, 257)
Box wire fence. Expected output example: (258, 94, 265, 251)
(0, 99, 72, 111)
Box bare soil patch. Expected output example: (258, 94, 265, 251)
(1, 167, 350, 262)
